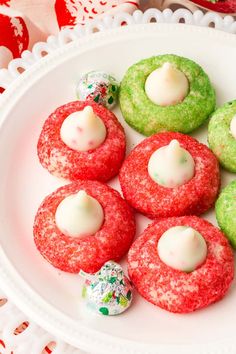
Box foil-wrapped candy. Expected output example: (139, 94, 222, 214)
(80, 261, 133, 316)
(76, 71, 119, 109)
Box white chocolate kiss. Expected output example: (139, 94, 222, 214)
(230, 115, 236, 139)
(148, 139, 195, 188)
(145, 62, 189, 106)
(60, 106, 106, 151)
(158, 226, 207, 272)
(55, 190, 104, 238)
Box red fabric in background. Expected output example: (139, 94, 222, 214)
(55, 0, 139, 28)
(0, 0, 139, 70)
(55, 0, 77, 27)
(0, 0, 235, 72)
(191, 0, 236, 14)
(0, 13, 28, 58)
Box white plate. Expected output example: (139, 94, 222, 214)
(0, 24, 236, 354)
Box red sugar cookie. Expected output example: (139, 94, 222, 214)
(37, 100, 126, 182)
(128, 216, 234, 313)
(119, 132, 220, 219)
(33, 180, 135, 273)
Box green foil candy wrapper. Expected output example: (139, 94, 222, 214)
(76, 71, 119, 109)
(80, 261, 133, 316)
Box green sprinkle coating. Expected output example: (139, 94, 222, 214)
(208, 100, 236, 172)
(119, 54, 216, 136)
(216, 180, 236, 248)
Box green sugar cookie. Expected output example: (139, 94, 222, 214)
(216, 180, 236, 248)
(119, 54, 216, 136)
(208, 100, 236, 172)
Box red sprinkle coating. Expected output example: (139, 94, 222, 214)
(33, 180, 135, 273)
(128, 216, 234, 313)
(37, 100, 126, 182)
(119, 132, 220, 219)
